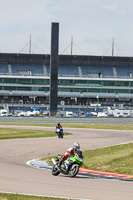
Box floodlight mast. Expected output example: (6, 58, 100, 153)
(112, 37, 114, 56)
(29, 34, 31, 54)
(71, 36, 73, 55)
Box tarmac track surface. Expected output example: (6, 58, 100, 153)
(0, 126, 133, 200)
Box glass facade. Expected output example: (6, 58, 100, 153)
(0, 78, 49, 85)
(0, 77, 133, 94)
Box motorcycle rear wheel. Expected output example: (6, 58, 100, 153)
(52, 165, 60, 176)
(69, 165, 79, 177)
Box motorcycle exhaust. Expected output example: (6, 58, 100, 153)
(51, 158, 56, 165)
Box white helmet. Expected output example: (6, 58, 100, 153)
(73, 142, 80, 150)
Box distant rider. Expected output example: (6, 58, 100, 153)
(58, 142, 82, 168)
(56, 122, 63, 130)
(55, 123, 63, 134)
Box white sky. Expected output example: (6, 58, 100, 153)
(0, 0, 133, 56)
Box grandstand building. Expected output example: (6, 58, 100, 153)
(0, 53, 133, 107)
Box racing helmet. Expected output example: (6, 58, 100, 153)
(73, 142, 80, 150)
(57, 122, 60, 126)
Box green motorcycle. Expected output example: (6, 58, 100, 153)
(51, 152, 84, 177)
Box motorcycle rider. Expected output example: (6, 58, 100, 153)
(55, 122, 63, 130)
(55, 123, 63, 135)
(58, 142, 82, 168)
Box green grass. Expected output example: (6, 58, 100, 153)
(0, 193, 71, 200)
(1, 122, 133, 130)
(0, 128, 71, 140)
(83, 143, 133, 175)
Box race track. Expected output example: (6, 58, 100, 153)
(0, 126, 133, 200)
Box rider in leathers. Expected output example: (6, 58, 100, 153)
(55, 123, 63, 134)
(58, 142, 81, 168)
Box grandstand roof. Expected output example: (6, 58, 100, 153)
(1, 53, 133, 66)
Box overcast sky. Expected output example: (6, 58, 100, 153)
(0, 0, 133, 57)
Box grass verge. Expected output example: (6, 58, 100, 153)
(0, 193, 70, 200)
(83, 142, 133, 175)
(0, 128, 71, 140)
(0, 122, 133, 130)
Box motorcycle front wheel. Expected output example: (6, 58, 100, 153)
(57, 133, 60, 138)
(52, 165, 60, 176)
(68, 165, 79, 177)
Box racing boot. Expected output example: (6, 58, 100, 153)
(58, 160, 62, 169)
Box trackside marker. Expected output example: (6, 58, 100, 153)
(79, 168, 133, 180)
